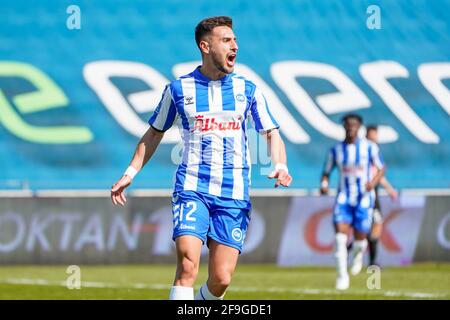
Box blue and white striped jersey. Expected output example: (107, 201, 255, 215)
(323, 138, 385, 207)
(148, 66, 279, 201)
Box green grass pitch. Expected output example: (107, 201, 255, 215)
(0, 263, 448, 300)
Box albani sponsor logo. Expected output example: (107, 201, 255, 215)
(179, 224, 195, 230)
(342, 166, 364, 175)
(192, 115, 242, 133)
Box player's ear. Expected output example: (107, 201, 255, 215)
(199, 39, 210, 54)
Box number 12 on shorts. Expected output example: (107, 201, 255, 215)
(173, 201, 197, 227)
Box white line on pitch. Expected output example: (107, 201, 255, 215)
(1, 278, 447, 299)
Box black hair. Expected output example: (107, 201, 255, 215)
(195, 16, 233, 48)
(341, 113, 363, 124)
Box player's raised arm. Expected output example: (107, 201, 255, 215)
(265, 128, 292, 188)
(111, 127, 165, 206)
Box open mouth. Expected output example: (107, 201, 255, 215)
(226, 53, 236, 66)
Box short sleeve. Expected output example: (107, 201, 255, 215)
(148, 84, 177, 132)
(250, 86, 279, 133)
(370, 143, 385, 170)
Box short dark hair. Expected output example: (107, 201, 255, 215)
(341, 113, 363, 125)
(366, 124, 378, 132)
(195, 16, 233, 48)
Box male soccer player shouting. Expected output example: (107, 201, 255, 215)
(111, 16, 292, 300)
(320, 114, 385, 290)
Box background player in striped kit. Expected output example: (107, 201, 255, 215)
(110, 16, 292, 300)
(320, 114, 385, 290)
(365, 125, 398, 266)
(346, 125, 398, 267)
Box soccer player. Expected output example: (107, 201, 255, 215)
(320, 114, 385, 290)
(110, 16, 292, 300)
(365, 125, 398, 266)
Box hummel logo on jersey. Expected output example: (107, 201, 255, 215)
(192, 115, 242, 133)
(185, 96, 194, 105)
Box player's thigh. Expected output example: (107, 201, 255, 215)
(208, 206, 250, 253)
(333, 203, 353, 228)
(353, 206, 373, 236)
(175, 235, 203, 264)
(335, 222, 352, 234)
(172, 191, 210, 245)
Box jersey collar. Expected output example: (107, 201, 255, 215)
(193, 65, 234, 83)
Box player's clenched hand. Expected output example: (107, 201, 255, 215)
(111, 175, 132, 206)
(268, 169, 292, 188)
(320, 186, 329, 195)
(320, 179, 329, 195)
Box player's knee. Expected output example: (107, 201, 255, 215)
(177, 257, 198, 282)
(210, 271, 232, 289)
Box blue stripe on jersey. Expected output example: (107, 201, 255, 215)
(222, 82, 236, 111)
(356, 177, 362, 202)
(174, 80, 190, 188)
(378, 148, 385, 165)
(355, 140, 362, 202)
(221, 137, 234, 198)
(342, 142, 348, 166)
(344, 177, 350, 203)
(241, 132, 249, 200)
(195, 80, 209, 112)
(263, 95, 279, 128)
(355, 139, 360, 165)
(173, 80, 190, 131)
(367, 144, 372, 182)
(196, 136, 212, 194)
(148, 85, 168, 129)
(244, 80, 254, 114)
(342, 142, 350, 202)
(334, 145, 340, 192)
(163, 101, 177, 130)
(176, 139, 190, 189)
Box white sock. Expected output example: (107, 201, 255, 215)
(352, 239, 368, 256)
(194, 283, 225, 300)
(334, 232, 348, 278)
(169, 286, 194, 300)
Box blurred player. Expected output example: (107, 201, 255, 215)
(365, 125, 398, 266)
(110, 16, 292, 300)
(320, 114, 385, 290)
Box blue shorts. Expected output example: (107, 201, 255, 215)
(171, 191, 251, 253)
(333, 203, 373, 234)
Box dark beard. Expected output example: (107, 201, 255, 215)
(212, 54, 229, 74)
